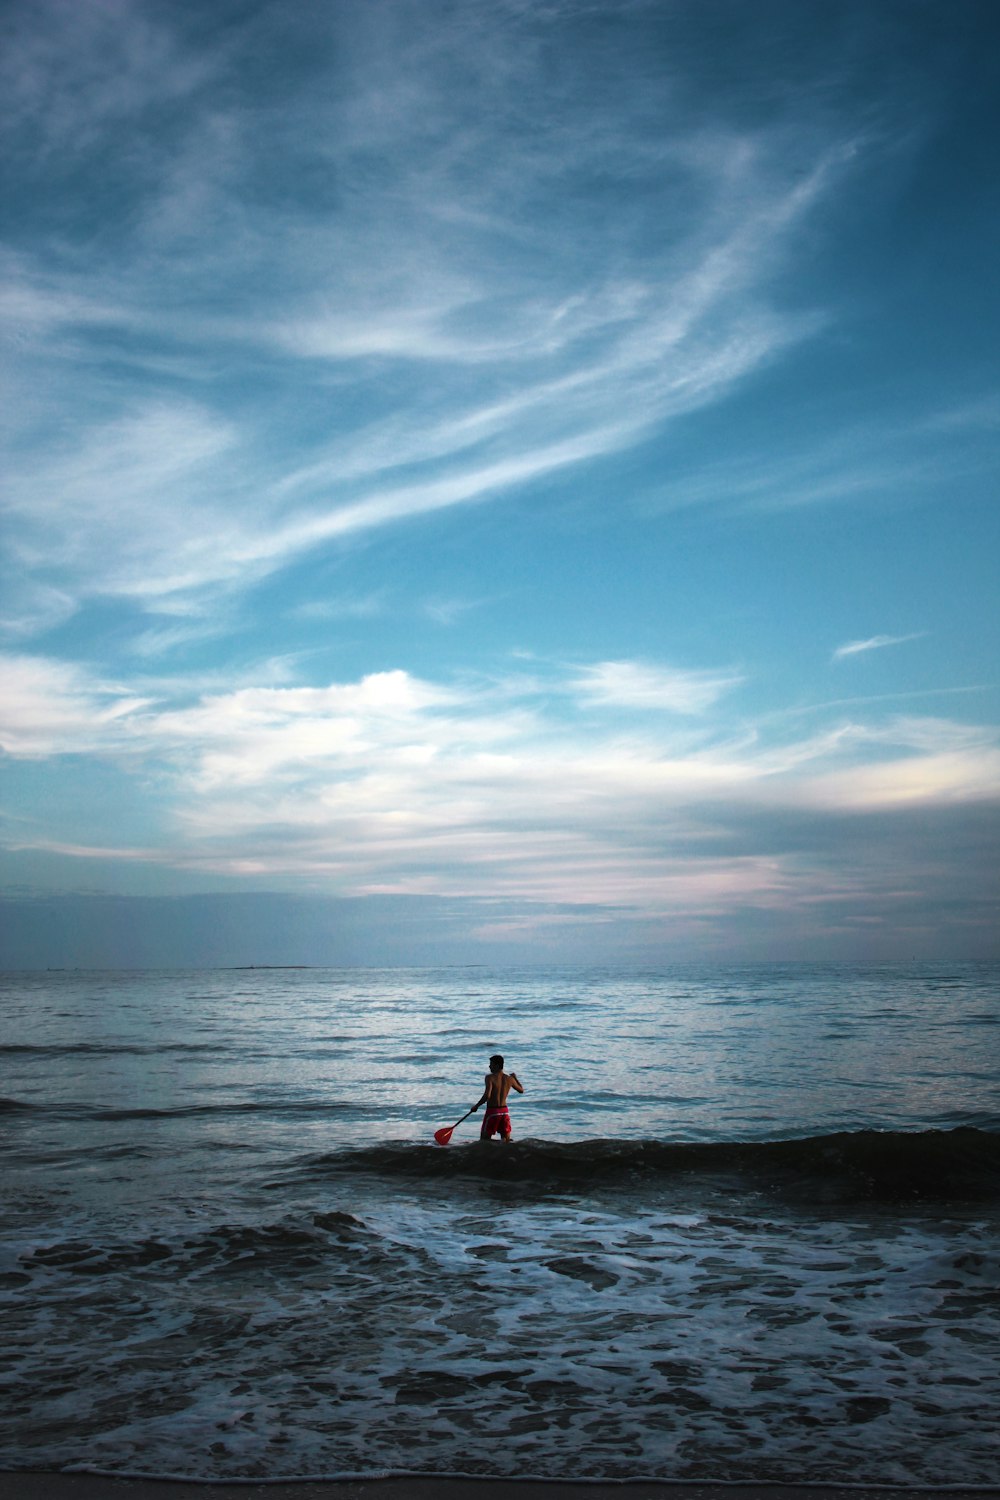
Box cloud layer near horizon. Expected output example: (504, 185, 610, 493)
(3, 650, 998, 955)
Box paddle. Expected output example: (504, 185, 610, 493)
(434, 1105, 478, 1146)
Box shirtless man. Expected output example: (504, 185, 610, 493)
(475, 1053, 524, 1142)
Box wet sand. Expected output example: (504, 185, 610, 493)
(2, 1477, 998, 1500)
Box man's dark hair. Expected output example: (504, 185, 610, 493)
(489, 1053, 504, 1071)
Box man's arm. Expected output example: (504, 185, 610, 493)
(508, 1072, 525, 1094)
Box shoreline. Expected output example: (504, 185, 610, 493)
(2, 1477, 999, 1500)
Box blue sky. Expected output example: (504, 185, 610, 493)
(1, 0, 998, 965)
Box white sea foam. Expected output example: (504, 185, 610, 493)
(3, 1192, 999, 1483)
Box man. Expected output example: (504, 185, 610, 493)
(475, 1053, 524, 1142)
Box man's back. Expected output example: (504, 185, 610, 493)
(478, 1054, 524, 1142)
(484, 1069, 515, 1108)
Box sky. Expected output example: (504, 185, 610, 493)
(1, 0, 998, 967)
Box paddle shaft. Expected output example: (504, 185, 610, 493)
(434, 1103, 480, 1144)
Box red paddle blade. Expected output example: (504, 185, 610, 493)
(433, 1126, 454, 1146)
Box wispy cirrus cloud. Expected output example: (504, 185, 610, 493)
(568, 660, 743, 714)
(0, 654, 150, 758)
(832, 633, 926, 662)
(0, 0, 862, 632)
(0, 0, 216, 154)
(635, 393, 1000, 520)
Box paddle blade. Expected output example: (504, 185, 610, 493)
(433, 1125, 454, 1146)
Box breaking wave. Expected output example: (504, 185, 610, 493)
(303, 1127, 1000, 1202)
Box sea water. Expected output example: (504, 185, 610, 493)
(1, 963, 998, 1484)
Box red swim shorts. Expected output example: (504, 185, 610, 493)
(480, 1105, 511, 1140)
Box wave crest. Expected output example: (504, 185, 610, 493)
(306, 1127, 1000, 1202)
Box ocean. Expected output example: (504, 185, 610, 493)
(1, 963, 998, 1486)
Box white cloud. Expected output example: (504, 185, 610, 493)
(422, 596, 487, 626)
(0, 0, 215, 152)
(290, 594, 386, 623)
(569, 660, 742, 714)
(0, 0, 864, 627)
(1, 399, 250, 611)
(636, 390, 999, 520)
(796, 748, 1000, 811)
(0, 654, 149, 757)
(0, 581, 78, 639)
(4, 653, 997, 919)
(4, 400, 236, 532)
(927, 393, 1000, 432)
(832, 633, 925, 662)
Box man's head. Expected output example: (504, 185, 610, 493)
(489, 1053, 504, 1072)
